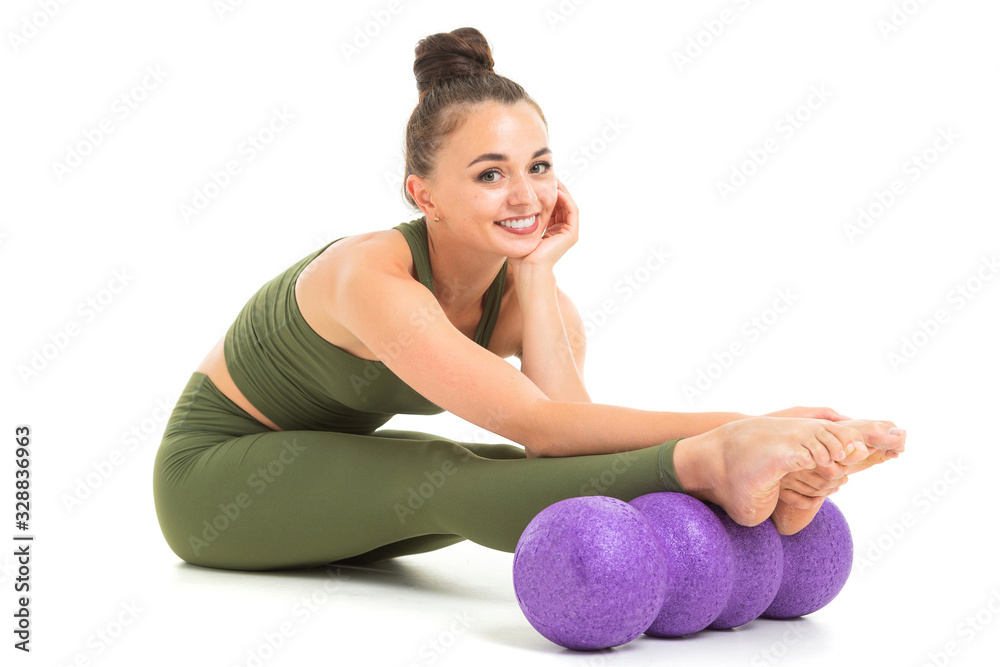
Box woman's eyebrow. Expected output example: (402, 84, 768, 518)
(466, 147, 551, 168)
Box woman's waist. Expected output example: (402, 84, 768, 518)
(163, 371, 271, 437)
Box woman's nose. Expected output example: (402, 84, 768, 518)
(508, 173, 538, 206)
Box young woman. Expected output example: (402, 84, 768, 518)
(153, 27, 905, 571)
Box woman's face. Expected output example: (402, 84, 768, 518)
(410, 100, 557, 256)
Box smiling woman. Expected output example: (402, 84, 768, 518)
(152, 26, 905, 572)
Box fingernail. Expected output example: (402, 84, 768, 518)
(844, 443, 855, 455)
(852, 441, 867, 454)
(889, 428, 906, 436)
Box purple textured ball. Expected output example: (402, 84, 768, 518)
(762, 499, 853, 619)
(704, 503, 783, 629)
(629, 492, 734, 637)
(512, 496, 670, 651)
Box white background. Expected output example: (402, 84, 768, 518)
(3, 1, 999, 665)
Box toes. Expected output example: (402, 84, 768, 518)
(813, 429, 844, 464)
(842, 441, 870, 465)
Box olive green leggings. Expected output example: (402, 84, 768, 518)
(152, 372, 687, 571)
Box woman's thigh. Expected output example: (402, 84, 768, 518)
(154, 426, 484, 571)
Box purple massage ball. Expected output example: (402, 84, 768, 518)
(512, 496, 670, 651)
(704, 502, 783, 629)
(762, 499, 853, 619)
(629, 492, 734, 637)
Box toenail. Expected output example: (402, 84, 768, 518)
(844, 443, 854, 456)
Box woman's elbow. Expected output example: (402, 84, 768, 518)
(512, 397, 556, 457)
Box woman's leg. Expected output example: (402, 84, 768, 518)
(153, 375, 685, 571)
(329, 432, 528, 564)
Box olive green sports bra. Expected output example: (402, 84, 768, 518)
(224, 216, 508, 433)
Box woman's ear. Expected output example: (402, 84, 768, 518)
(406, 174, 435, 218)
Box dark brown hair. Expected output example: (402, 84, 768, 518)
(401, 27, 547, 210)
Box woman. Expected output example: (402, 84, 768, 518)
(153, 27, 905, 571)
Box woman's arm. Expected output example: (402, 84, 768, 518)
(515, 264, 590, 403)
(513, 266, 751, 456)
(335, 247, 750, 457)
(529, 402, 752, 457)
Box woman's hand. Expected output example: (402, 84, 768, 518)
(507, 179, 579, 277)
(779, 462, 849, 508)
(763, 406, 850, 421)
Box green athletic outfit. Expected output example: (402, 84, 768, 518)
(153, 216, 687, 571)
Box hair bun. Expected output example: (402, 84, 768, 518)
(414, 27, 495, 97)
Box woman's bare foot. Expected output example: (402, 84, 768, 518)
(672, 417, 871, 527)
(770, 420, 906, 534)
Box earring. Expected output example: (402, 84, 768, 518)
(434, 217, 440, 222)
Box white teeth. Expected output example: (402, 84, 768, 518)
(496, 214, 536, 229)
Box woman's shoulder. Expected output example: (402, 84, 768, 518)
(308, 223, 417, 280)
(292, 223, 423, 362)
(296, 223, 421, 316)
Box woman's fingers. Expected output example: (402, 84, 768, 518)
(778, 487, 827, 510)
(814, 406, 851, 421)
(813, 460, 848, 481)
(781, 468, 847, 496)
(781, 475, 824, 497)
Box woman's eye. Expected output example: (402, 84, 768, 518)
(479, 162, 552, 182)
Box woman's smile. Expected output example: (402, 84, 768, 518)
(494, 213, 539, 234)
